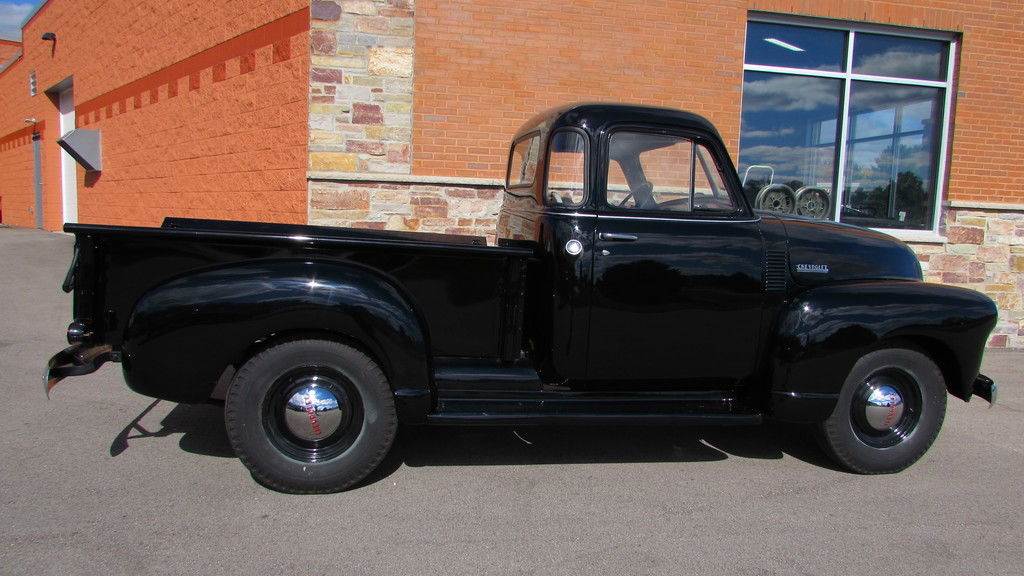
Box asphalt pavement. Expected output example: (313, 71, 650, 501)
(1, 225, 1021, 575)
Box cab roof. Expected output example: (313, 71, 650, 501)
(512, 103, 722, 142)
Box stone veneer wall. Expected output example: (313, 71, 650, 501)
(910, 206, 1024, 348)
(309, 179, 503, 243)
(308, 0, 414, 174)
(306, 1, 506, 241)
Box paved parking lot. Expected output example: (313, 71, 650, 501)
(1, 225, 1021, 575)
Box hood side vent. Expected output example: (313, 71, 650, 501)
(764, 249, 789, 292)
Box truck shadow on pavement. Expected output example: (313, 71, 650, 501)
(111, 401, 844, 487)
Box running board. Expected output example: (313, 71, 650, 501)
(427, 391, 762, 426)
(426, 412, 762, 426)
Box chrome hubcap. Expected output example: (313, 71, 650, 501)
(284, 382, 343, 441)
(850, 370, 921, 448)
(863, 384, 905, 432)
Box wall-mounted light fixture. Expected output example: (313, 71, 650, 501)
(24, 118, 41, 140)
(41, 32, 57, 56)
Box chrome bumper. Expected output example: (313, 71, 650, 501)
(972, 374, 997, 405)
(44, 343, 113, 398)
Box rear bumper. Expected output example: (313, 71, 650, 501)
(972, 374, 997, 404)
(44, 343, 113, 398)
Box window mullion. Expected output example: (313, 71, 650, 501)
(932, 39, 958, 234)
(833, 31, 856, 223)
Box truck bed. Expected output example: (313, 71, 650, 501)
(66, 218, 535, 363)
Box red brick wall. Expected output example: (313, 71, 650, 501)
(0, 39, 20, 66)
(0, 0, 310, 230)
(413, 0, 1024, 206)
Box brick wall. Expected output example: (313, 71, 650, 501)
(0, 39, 20, 69)
(412, 0, 1024, 207)
(0, 0, 310, 230)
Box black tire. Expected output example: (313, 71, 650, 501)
(224, 339, 397, 493)
(816, 348, 946, 474)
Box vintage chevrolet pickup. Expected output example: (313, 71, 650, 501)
(46, 104, 998, 493)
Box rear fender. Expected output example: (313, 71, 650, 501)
(768, 281, 997, 422)
(121, 259, 431, 419)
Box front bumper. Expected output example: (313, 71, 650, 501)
(972, 374, 997, 405)
(44, 343, 112, 398)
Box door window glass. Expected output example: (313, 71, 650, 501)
(606, 132, 736, 213)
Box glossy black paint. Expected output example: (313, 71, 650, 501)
(50, 103, 999, 428)
(122, 260, 430, 404)
(770, 280, 997, 416)
(62, 219, 532, 415)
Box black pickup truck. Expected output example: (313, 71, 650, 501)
(46, 104, 998, 493)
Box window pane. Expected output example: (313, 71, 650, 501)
(840, 81, 943, 229)
(508, 135, 540, 188)
(546, 131, 587, 207)
(738, 71, 842, 219)
(745, 22, 847, 72)
(606, 133, 736, 214)
(852, 33, 947, 81)
(608, 133, 693, 212)
(693, 145, 737, 212)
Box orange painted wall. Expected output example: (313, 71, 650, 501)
(413, 0, 1024, 205)
(0, 0, 310, 230)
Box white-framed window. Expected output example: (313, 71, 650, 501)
(739, 14, 957, 239)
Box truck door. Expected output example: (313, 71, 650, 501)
(586, 129, 764, 387)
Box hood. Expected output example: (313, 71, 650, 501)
(761, 212, 923, 287)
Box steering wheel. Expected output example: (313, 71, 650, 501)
(617, 192, 634, 208)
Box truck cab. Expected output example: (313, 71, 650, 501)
(47, 103, 998, 493)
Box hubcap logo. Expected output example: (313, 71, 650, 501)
(303, 392, 323, 438)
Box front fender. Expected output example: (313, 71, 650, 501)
(769, 280, 997, 422)
(121, 259, 430, 412)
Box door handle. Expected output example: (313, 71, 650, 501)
(599, 232, 638, 242)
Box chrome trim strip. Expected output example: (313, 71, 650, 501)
(597, 214, 760, 223)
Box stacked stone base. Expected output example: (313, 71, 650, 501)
(309, 180, 503, 244)
(911, 207, 1024, 347)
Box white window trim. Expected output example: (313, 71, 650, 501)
(742, 14, 958, 238)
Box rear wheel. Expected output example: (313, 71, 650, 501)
(816, 348, 946, 474)
(224, 340, 396, 493)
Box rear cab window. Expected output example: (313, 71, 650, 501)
(507, 133, 541, 190)
(545, 130, 588, 208)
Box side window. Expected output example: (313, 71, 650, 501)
(545, 131, 587, 207)
(692, 144, 736, 211)
(507, 134, 540, 189)
(606, 131, 737, 213)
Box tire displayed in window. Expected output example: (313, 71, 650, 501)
(224, 339, 397, 493)
(794, 186, 831, 219)
(816, 348, 947, 474)
(754, 183, 797, 214)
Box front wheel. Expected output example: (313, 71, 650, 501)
(816, 348, 947, 474)
(224, 340, 397, 493)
